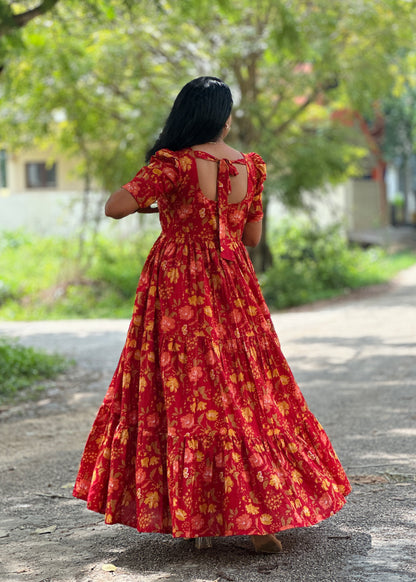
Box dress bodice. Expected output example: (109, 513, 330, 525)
(122, 148, 266, 261)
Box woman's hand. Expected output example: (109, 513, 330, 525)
(136, 206, 159, 214)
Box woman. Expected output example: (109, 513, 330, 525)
(73, 76, 350, 554)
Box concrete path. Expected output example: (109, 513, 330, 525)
(0, 265, 415, 582)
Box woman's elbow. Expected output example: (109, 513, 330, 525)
(104, 202, 120, 219)
(243, 235, 261, 248)
(242, 222, 262, 247)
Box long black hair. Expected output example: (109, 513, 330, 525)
(146, 76, 233, 162)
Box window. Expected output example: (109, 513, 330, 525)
(0, 150, 6, 188)
(25, 162, 57, 188)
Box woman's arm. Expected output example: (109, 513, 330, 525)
(242, 220, 262, 247)
(105, 188, 139, 219)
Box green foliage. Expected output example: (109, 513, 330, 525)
(260, 220, 416, 310)
(0, 337, 69, 403)
(0, 230, 157, 319)
(2, 0, 416, 204)
(1, 229, 415, 320)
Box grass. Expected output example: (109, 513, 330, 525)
(0, 227, 415, 319)
(0, 230, 156, 320)
(0, 337, 71, 404)
(260, 221, 416, 310)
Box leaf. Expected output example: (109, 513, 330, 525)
(35, 525, 57, 534)
(102, 564, 117, 572)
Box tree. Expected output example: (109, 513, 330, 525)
(1, 0, 416, 270)
(0, 0, 60, 71)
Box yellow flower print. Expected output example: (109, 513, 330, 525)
(167, 268, 180, 283)
(241, 407, 253, 422)
(260, 514, 273, 526)
(247, 305, 257, 316)
(303, 506, 311, 517)
(197, 401, 207, 411)
(216, 513, 223, 525)
(269, 474, 281, 490)
(288, 442, 298, 453)
(280, 375, 289, 385)
(149, 285, 157, 296)
(291, 470, 303, 484)
(141, 457, 150, 467)
(206, 410, 218, 422)
(203, 306, 213, 317)
(188, 295, 198, 306)
(119, 429, 129, 446)
(208, 503, 216, 513)
(232, 452, 241, 463)
(322, 478, 330, 491)
(144, 491, 159, 508)
(277, 401, 290, 415)
(246, 503, 259, 515)
(199, 503, 208, 514)
(188, 439, 198, 450)
(175, 508, 187, 521)
(234, 298, 243, 308)
(166, 377, 179, 392)
(224, 476, 233, 493)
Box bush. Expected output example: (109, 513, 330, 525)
(0, 338, 70, 403)
(260, 219, 416, 310)
(0, 230, 157, 319)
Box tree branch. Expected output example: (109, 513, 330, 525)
(12, 0, 61, 29)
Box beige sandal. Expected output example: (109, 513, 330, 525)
(251, 534, 283, 553)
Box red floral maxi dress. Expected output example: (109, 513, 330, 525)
(73, 147, 351, 538)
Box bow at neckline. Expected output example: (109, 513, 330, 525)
(193, 151, 246, 262)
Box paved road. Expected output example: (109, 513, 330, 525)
(0, 265, 415, 582)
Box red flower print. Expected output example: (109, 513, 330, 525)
(146, 413, 159, 428)
(184, 448, 194, 463)
(249, 453, 264, 468)
(178, 206, 192, 220)
(319, 492, 332, 509)
(136, 468, 147, 484)
(179, 305, 194, 320)
(188, 366, 202, 382)
(181, 414, 194, 429)
(160, 315, 176, 332)
(160, 352, 171, 366)
(191, 514, 205, 530)
(236, 514, 252, 530)
(202, 465, 213, 482)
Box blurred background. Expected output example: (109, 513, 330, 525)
(1, 0, 416, 323)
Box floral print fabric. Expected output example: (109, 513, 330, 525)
(73, 147, 351, 537)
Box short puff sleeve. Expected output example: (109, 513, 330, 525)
(122, 149, 179, 208)
(246, 152, 266, 223)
